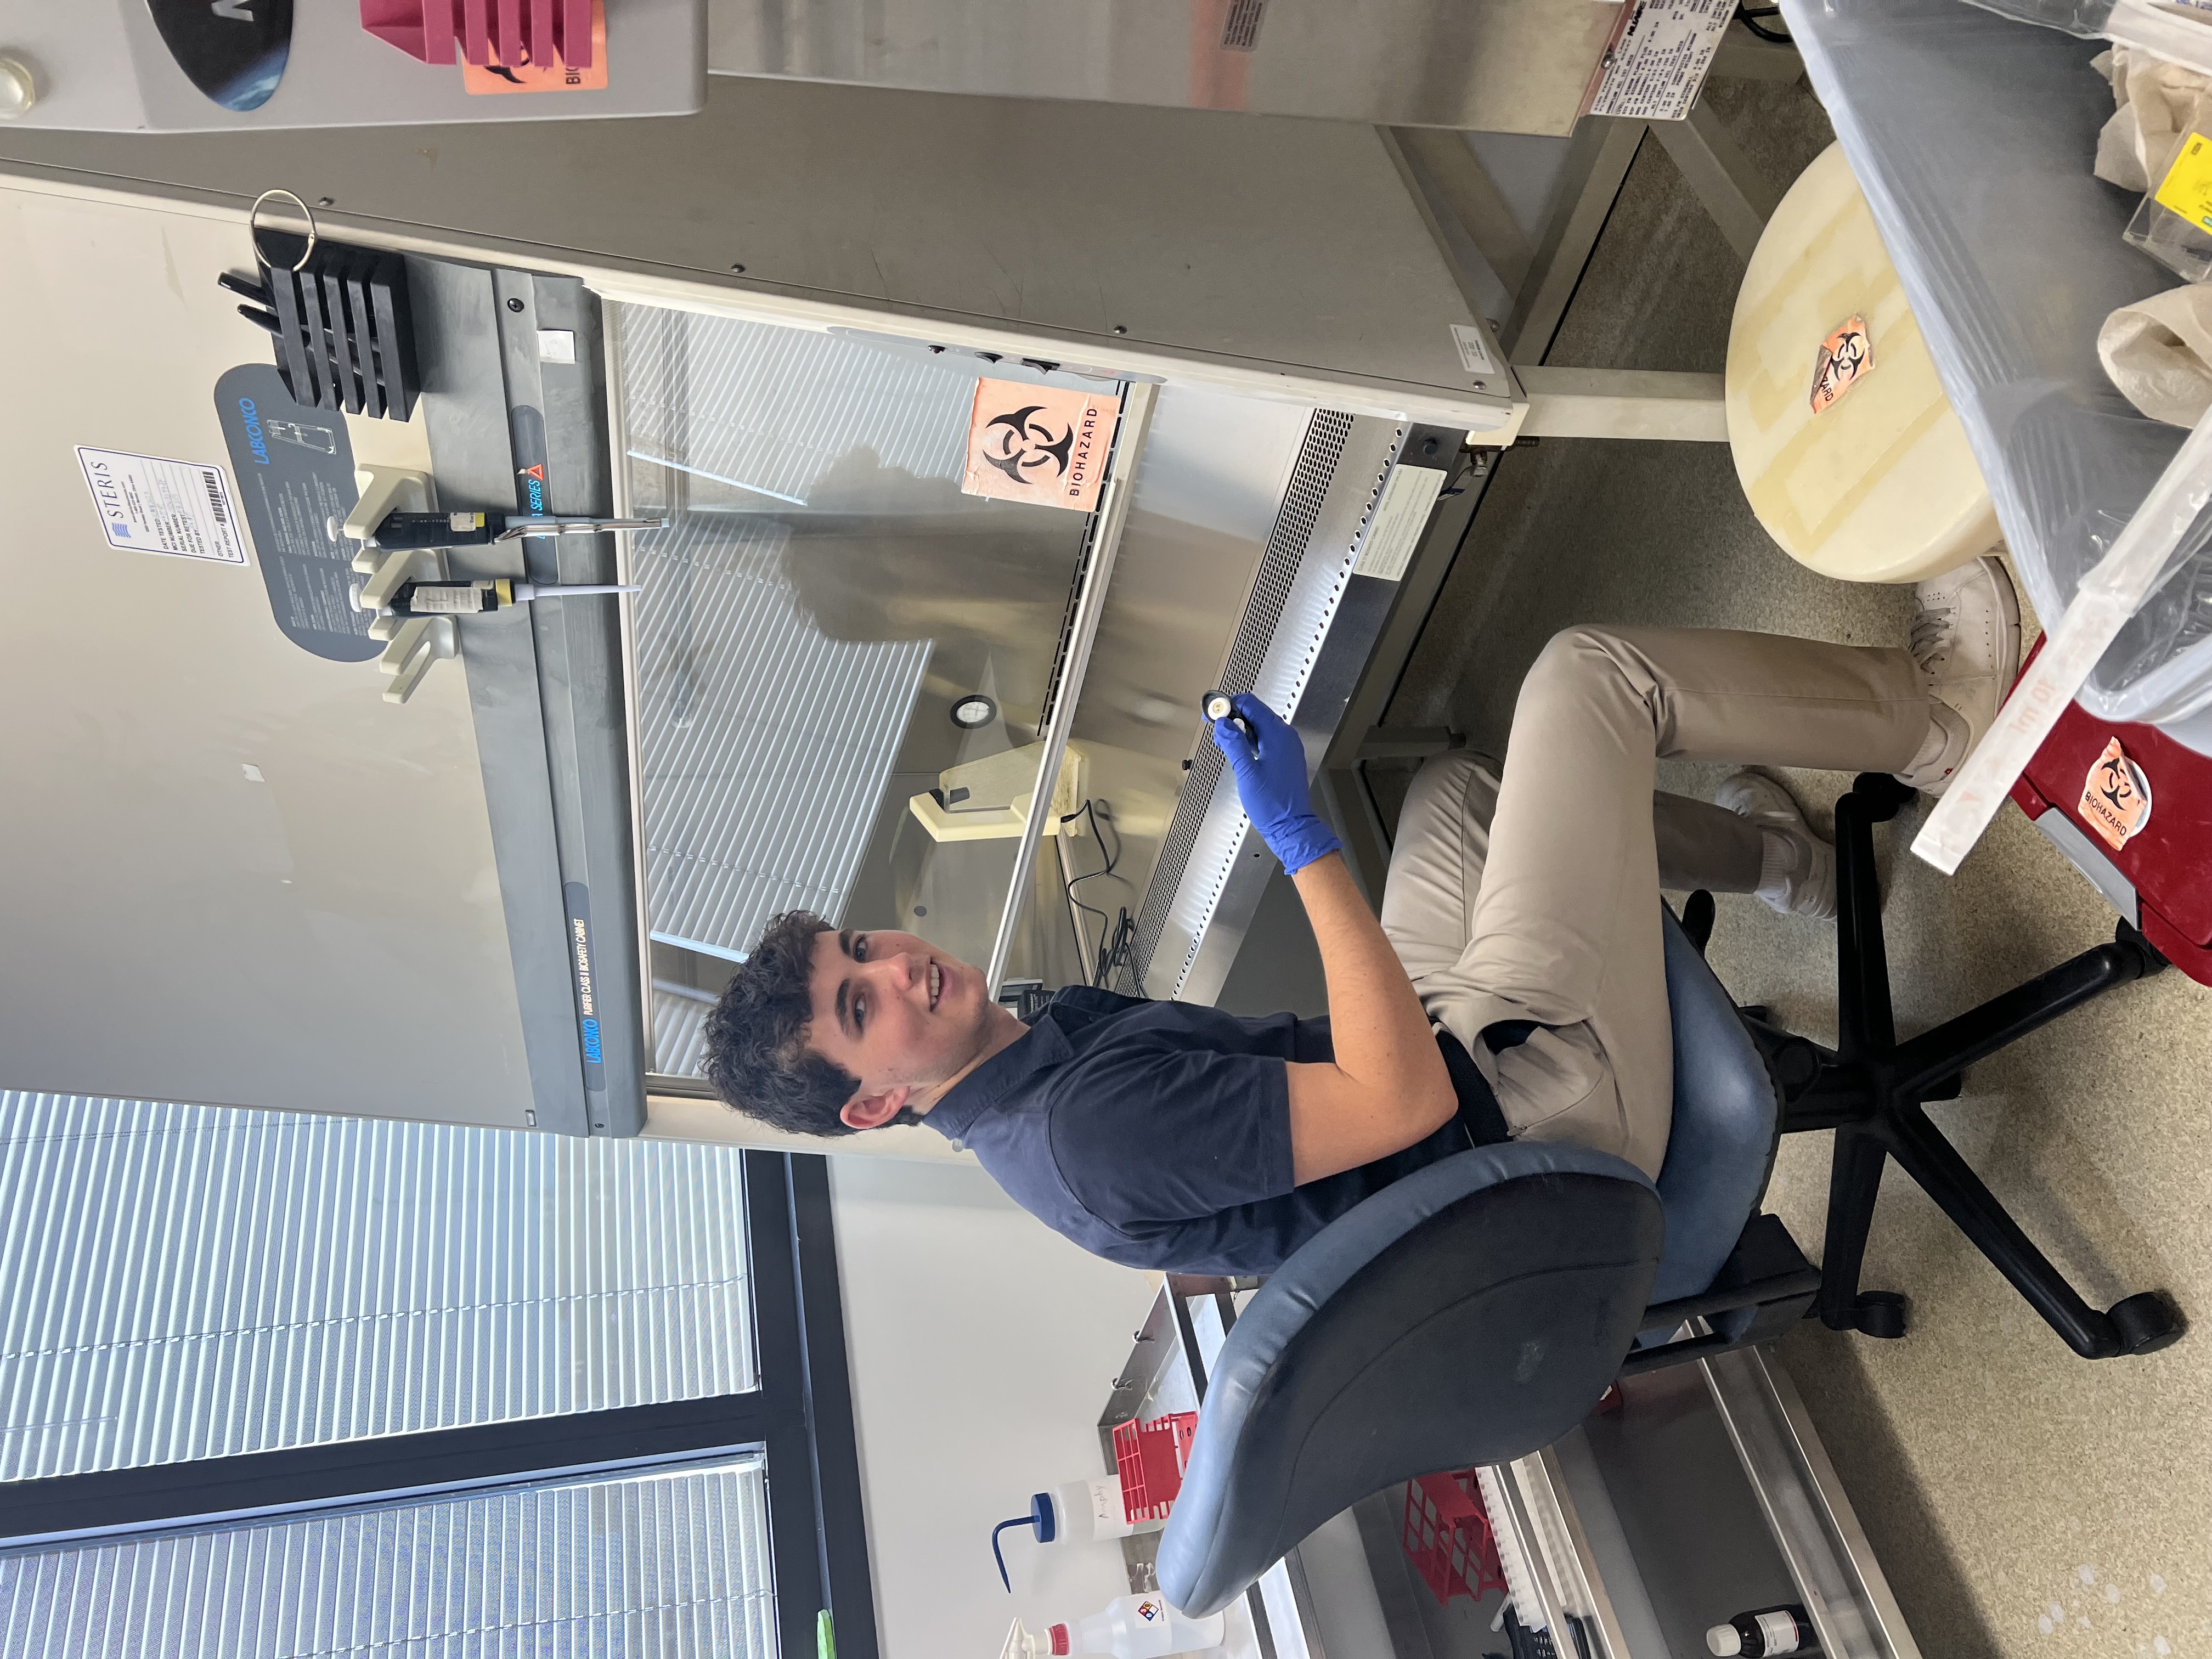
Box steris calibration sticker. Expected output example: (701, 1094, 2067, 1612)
(77, 447, 250, 567)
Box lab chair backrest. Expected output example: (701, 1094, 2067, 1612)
(1155, 1143, 1664, 1618)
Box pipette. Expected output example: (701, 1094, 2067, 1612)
(334, 508, 667, 551)
(354, 578, 640, 617)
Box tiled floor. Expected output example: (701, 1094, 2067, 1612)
(1381, 84, 2212, 1659)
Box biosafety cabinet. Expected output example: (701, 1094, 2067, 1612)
(0, 87, 1516, 1143)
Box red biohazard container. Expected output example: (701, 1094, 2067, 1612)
(1402, 1469, 1506, 1607)
(2007, 640, 2212, 987)
(1109, 1412, 1198, 1524)
(360, 0, 596, 68)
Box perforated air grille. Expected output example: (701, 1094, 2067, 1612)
(1121, 410, 1353, 991)
(1222, 0, 1267, 50)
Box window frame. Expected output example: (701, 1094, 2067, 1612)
(0, 1150, 876, 1659)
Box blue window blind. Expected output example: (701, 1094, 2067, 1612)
(0, 1093, 757, 1481)
(0, 1454, 777, 1659)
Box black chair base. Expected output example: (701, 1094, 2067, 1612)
(1754, 773, 2186, 1362)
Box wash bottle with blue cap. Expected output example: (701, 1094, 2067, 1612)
(990, 1479, 1163, 1592)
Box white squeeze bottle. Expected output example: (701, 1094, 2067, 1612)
(1001, 1593, 1227, 1659)
(1053, 1476, 1164, 1541)
(992, 1481, 1167, 1592)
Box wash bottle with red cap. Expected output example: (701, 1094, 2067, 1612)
(1000, 1593, 1226, 1659)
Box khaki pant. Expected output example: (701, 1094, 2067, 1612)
(1379, 627, 1931, 1178)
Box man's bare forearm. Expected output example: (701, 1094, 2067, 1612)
(1290, 852, 1455, 1143)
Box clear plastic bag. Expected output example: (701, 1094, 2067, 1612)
(1956, 0, 2115, 39)
(1792, 0, 2212, 733)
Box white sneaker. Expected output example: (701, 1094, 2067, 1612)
(1715, 770, 1836, 920)
(1895, 555, 2022, 797)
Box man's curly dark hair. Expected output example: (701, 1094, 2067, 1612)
(701, 911, 866, 1136)
(702, 910, 923, 1137)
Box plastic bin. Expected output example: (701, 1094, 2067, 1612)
(1110, 1412, 1197, 1524)
(1401, 1469, 1508, 1607)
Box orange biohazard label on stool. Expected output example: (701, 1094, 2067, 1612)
(961, 379, 1122, 511)
(2080, 737, 2154, 851)
(1809, 315, 1874, 414)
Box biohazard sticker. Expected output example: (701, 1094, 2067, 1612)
(1810, 316, 1874, 415)
(2080, 737, 2153, 852)
(961, 379, 1121, 511)
(462, 0, 609, 94)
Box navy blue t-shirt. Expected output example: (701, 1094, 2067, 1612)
(923, 985, 1493, 1275)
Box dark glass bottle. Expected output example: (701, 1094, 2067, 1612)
(1706, 1605, 1818, 1658)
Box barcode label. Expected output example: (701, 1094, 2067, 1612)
(1585, 0, 1732, 122)
(76, 447, 250, 566)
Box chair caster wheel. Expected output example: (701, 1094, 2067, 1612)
(2108, 1291, 2185, 1356)
(2116, 919, 2171, 978)
(1853, 1291, 1909, 1339)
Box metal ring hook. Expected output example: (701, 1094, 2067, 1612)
(247, 188, 318, 274)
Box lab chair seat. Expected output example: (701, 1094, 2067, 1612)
(1156, 774, 2185, 1620)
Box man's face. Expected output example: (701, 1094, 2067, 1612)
(805, 928, 997, 1128)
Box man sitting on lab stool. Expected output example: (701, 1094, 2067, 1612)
(701, 560, 2019, 1274)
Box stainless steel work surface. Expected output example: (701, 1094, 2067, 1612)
(0, 189, 538, 1126)
(707, 0, 1618, 136)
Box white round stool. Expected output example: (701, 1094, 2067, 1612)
(1726, 142, 1999, 584)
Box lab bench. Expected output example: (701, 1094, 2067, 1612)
(1100, 1282, 1921, 1659)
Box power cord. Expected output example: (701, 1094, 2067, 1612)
(1094, 910, 1139, 992)
(1055, 800, 1140, 989)
(1736, 3, 1792, 43)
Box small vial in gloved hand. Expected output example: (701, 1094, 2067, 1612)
(1202, 689, 1252, 742)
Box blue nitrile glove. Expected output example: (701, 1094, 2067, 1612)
(1211, 692, 1342, 874)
